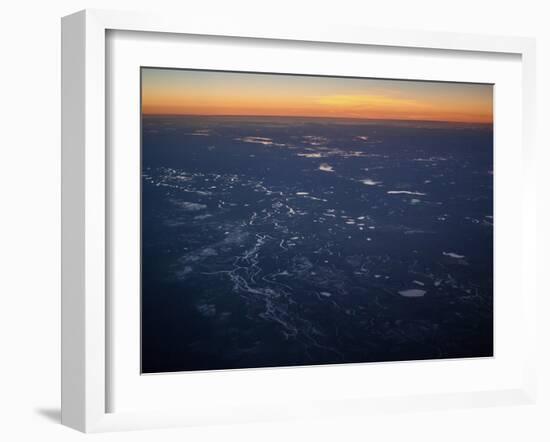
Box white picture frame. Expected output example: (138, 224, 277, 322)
(61, 9, 538, 433)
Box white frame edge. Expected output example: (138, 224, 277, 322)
(62, 9, 106, 432)
(61, 8, 538, 433)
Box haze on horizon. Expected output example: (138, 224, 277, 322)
(142, 68, 493, 124)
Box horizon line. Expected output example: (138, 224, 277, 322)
(141, 113, 493, 125)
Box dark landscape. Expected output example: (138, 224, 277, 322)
(141, 115, 493, 373)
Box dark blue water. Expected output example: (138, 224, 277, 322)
(141, 116, 493, 373)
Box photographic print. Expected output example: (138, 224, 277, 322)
(141, 68, 493, 373)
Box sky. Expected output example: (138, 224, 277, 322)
(142, 68, 493, 123)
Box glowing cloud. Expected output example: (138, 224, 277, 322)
(142, 68, 493, 123)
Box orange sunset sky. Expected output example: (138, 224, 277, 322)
(141, 68, 493, 124)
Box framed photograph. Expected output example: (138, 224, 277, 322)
(61, 9, 538, 432)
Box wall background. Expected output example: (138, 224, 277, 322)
(0, 1, 547, 440)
